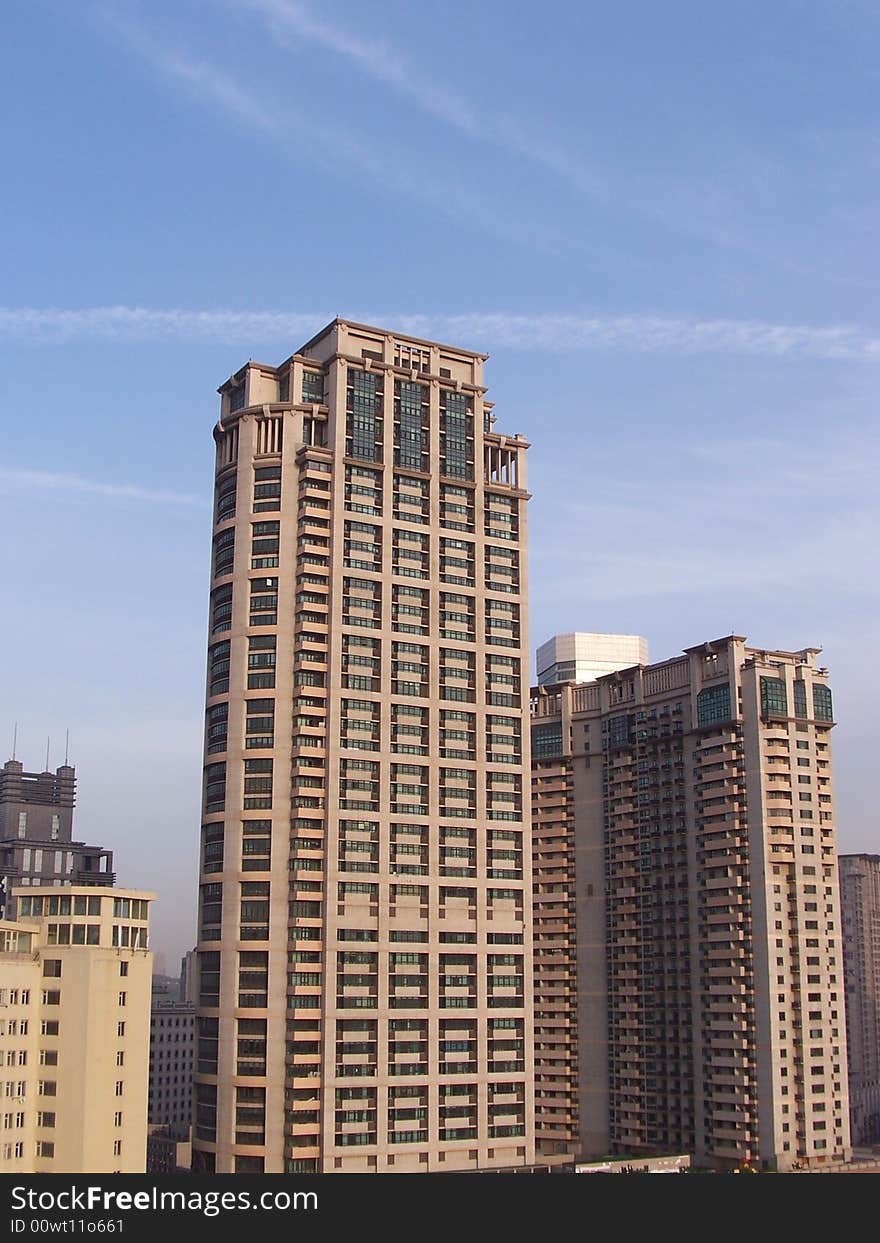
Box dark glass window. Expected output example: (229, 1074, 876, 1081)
(760, 677, 788, 719)
(395, 381, 428, 471)
(440, 390, 473, 479)
(211, 584, 233, 634)
(697, 684, 732, 726)
(531, 723, 563, 759)
(195, 1082, 217, 1141)
(209, 639, 231, 695)
(347, 369, 382, 461)
(302, 371, 324, 404)
(213, 528, 235, 576)
(812, 684, 833, 721)
(204, 762, 226, 813)
(216, 473, 237, 522)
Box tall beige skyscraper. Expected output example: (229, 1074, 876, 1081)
(0, 886, 153, 1174)
(194, 319, 534, 1173)
(839, 854, 880, 1145)
(531, 636, 851, 1170)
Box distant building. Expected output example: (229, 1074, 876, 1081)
(840, 854, 880, 1145)
(531, 635, 850, 1171)
(0, 885, 154, 1173)
(148, 995, 194, 1131)
(179, 950, 197, 1004)
(536, 633, 648, 687)
(0, 758, 114, 920)
(147, 1126, 192, 1175)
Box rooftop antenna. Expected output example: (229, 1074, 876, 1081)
(11, 721, 17, 760)
(45, 736, 51, 772)
(64, 730, 70, 766)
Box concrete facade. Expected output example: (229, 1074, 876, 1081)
(530, 636, 850, 1171)
(0, 886, 153, 1173)
(840, 854, 880, 1145)
(193, 320, 534, 1173)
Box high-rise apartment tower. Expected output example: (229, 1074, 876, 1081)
(530, 636, 850, 1170)
(194, 320, 534, 1173)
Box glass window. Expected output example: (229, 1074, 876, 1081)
(812, 684, 833, 721)
(697, 684, 732, 726)
(760, 677, 788, 719)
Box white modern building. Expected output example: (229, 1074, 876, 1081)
(536, 633, 648, 687)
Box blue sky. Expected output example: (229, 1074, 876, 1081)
(2, 0, 878, 969)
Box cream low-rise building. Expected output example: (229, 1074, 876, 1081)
(0, 886, 154, 1173)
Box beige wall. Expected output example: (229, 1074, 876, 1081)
(0, 886, 154, 1174)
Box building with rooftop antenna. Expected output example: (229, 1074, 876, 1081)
(0, 757, 115, 920)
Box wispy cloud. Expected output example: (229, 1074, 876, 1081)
(0, 468, 206, 507)
(2, 304, 879, 359)
(528, 426, 880, 611)
(96, 8, 557, 251)
(229, 0, 610, 199)
(232, 0, 483, 136)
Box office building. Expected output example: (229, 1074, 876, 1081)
(536, 633, 648, 687)
(840, 854, 880, 1145)
(0, 757, 114, 920)
(193, 319, 534, 1173)
(179, 949, 197, 1003)
(0, 885, 153, 1173)
(148, 993, 194, 1130)
(530, 636, 850, 1170)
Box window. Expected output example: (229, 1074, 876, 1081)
(531, 722, 562, 759)
(119, 962, 128, 977)
(118, 992, 127, 1007)
(113, 1140, 122, 1156)
(347, 369, 382, 461)
(440, 390, 473, 479)
(117, 1022, 126, 1038)
(115, 1081, 124, 1096)
(302, 371, 324, 404)
(394, 380, 428, 471)
(114, 1111, 123, 1127)
(42, 960, 62, 978)
(813, 684, 833, 721)
(761, 677, 788, 719)
(697, 684, 732, 726)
